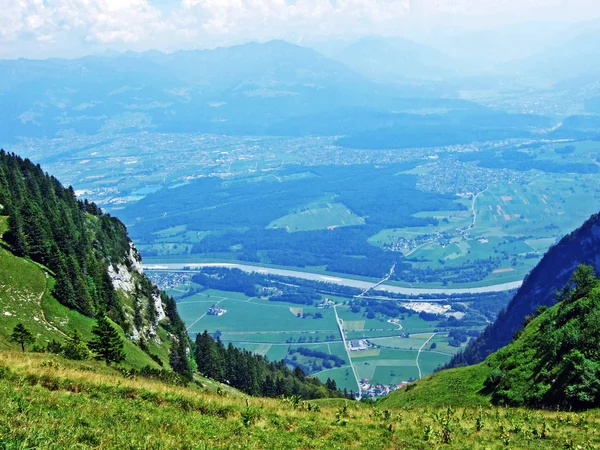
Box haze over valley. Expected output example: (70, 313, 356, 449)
(3, 4, 600, 445)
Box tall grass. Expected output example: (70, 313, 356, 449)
(1, 351, 599, 449)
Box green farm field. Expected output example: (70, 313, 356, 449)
(336, 307, 406, 331)
(369, 335, 435, 351)
(176, 288, 463, 393)
(180, 294, 339, 335)
(230, 342, 335, 365)
(314, 366, 359, 392)
(267, 200, 365, 232)
(217, 331, 340, 344)
(367, 166, 600, 288)
(352, 346, 452, 385)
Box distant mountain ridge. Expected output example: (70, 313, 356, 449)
(0, 40, 546, 146)
(331, 36, 457, 83)
(0, 40, 409, 141)
(500, 28, 600, 82)
(2, 38, 597, 151)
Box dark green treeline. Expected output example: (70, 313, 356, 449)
(195, 330, 348, 399)
(0, 150, 184, 336)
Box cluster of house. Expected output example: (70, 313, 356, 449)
(207, 305, 227, 316)
(316, 298, 335, 309)
(359, 379, 410, 398)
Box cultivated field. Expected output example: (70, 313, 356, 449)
(267, 198, 365, 232)
(177, 289, 465, 394)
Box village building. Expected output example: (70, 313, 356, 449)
(316, 298, 335, 309)
(207, 305, 227, 316)
(348, 339, 368, 352)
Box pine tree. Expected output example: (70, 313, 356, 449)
(170, 334, 192, 381)
(10, 323, 34, 352)
(63, 329, 90, 360)
(294, 365, 306, 380)
(53, 258, 76, 309)
(133, 297, 144, 330)
(195, 330, 214, 377)
(213, 337, 226, 382)
(275, 377, 287, 396)
(263, 375, 276, 397)
(326, 377, 337, 391)
(5, 213, 28, 257)
(88, 315, 125, 365)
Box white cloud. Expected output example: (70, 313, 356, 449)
(0, 0, 165, 50)
(0, 0, 599, 58)
(412, 0, 600, 24)
(175, 0, 412, 43)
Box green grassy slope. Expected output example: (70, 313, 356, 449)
(0, 246, 53, 349)
(380, 268, 600, 411)
(2, 351, 600, 449)
(0, 246, 162, 369)
(378, 362, 492, 409)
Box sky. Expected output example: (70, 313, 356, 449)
(1, 0, 599, 59)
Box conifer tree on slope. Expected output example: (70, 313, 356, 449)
(63, 329, 90, 360)
(10, 323, 34, 352)
(88, 315, 125, 365)
(170, 333, 193, 381)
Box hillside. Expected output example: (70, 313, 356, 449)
(2, 351, 600, 449)
(0, 151, 186, 369)
(449, 212, 600, 367)
(0, 243, 168, 368)
(382, 265, 600, 411)
(500, 28, 600, 82)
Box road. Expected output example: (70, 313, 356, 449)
(144, 262, 522, 295)
(357, 263, 396, 297)
(469, 186, 489, 230)
(416, 333, 437, 380)
(186, 298, 224, 331)
(333, 304, 362, 400)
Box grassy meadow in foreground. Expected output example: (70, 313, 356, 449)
(1, 351, 600, 449)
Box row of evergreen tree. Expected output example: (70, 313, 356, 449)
(194, 331, 350, 399)
(0, 150, 191, 374)
(0, 150, 131, 321)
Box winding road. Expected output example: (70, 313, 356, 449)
(469, 186, 489, 230)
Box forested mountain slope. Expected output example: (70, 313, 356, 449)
(448, 212, 600, 367)
(382, 265, 600, 410)
(0, 150, 186, 367)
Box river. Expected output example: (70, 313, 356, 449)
(143, 262, 522, 296)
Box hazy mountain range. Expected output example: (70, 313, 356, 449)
(1, 30, 599, 146)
